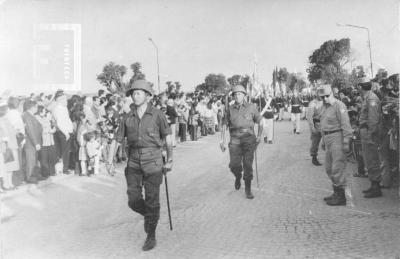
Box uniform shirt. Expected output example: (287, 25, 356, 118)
(291, 97, 302, 113)
(117, 104, 171, 149)
(359, 91, 381, 136)
(320, 98, 353, 139)
(222, 102, 262, 130)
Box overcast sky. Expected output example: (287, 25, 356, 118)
(1, 0, 399, 94)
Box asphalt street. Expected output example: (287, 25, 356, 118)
(1, 119, 400, 259)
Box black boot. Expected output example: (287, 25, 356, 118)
(234, 177, 241, 190)
(144, 218, 149, 234)
(362, 182, 373, 193)
(244, 180, 254, 199)
(326, 187, 346, 206)
(364, 181, 382, 198)
(312, 155, 322, 166)
(142, 222, 157, 251)
(323, 186, 338, 202)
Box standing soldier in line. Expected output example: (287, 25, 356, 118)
(220, 85, 263, 199)
(117, 80, 173, 251)
(357, 78, 383, 198)
(319, 85, 353, 206)
(307, 88, 323, 166)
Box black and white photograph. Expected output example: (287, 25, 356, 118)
(0, 0, 399, 258)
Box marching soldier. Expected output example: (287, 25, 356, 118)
(307, 89, 323, 166)
(357, 78, 383, 198)
(220, 85, 263, 199)
(117, 80, 173, 251)
(319, 85, 353, 206)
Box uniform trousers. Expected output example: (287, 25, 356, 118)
(125, 148, 164, 224)
(261, 118, 274, 141)
(291, 113, 301, 132)
(323, 132, 348, 187)
(360, 128, 381, 182)
(310, 126, 322, 157)
(228, 134, 256, 181)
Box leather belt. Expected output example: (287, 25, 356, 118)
(230, 128, 254, 134)
(313, 118, 320, 123)
(323, 129, 341, 135)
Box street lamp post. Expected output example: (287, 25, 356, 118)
(148, 37, 160, 94)
(337, 23, 374, 78)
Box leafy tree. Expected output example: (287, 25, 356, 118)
(374, 68, 388, 83)
(227, 75, 242, 86)
(307, 38, 352, 88)
(97, 62, 127, 93)
(196, 73, 228, 94)
(128, 62, 146, 86)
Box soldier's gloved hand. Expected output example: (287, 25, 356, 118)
(219, 141, 226, 152)
(163, 161, 173, 174)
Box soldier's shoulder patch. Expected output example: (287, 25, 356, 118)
(340, 108, 346, 114)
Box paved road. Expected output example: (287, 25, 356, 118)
(1, 120, 400, 259)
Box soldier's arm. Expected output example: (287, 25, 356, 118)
(307, 101, 315, 130)
(367, 97, 380, 138)
(337, 103, 353, 141)
(159, 112, 173, 163)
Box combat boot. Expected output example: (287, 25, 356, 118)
(326, 187, 346, 206)
(244, 180, 254, 199)
(323, 186, 338, 202)
(142, 222, 157, 251)
(312, 155, 322, 166)
(364, 181, 382, 198)
(362, 182, 373, 193)
(235, 177, 241, 190)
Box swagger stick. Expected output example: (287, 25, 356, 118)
(164, 173, 173, 231)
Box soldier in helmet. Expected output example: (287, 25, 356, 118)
(319, 85, 353, 206)
(357, 78, 383, 198)
(117, 80, 173, 251)
(220, 85, 263, 199)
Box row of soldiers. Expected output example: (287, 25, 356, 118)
(307, 76, 399, 205)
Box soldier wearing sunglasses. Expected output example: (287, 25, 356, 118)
(319, 85, 353, 206)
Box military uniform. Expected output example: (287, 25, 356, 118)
(222, 85, 262, 199)
(358, 81, 383, 198)
(117, 80, 172, 251)
(307, 97, 323, 165)
(319, 85, 353, 206)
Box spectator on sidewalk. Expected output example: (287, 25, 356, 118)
(36, 105, 57, 177)
(22, 99, 44, 183)
(52, 91, 73, 175)
(307, 90, 323, 166)
(166, 98, 178, 147)
(0, 99, 19, 190)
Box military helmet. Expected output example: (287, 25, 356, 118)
(231, 85, 247, 95)
(126, 79, 154, 97)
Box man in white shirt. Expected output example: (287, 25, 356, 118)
(52, 91, 73, 174)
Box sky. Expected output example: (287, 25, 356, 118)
(0, 0, 399, 95)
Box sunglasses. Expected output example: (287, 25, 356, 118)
(320, 95, 330, 99)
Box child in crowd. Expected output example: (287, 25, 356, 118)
(85, 131, 101, 176)
(76, 112, 90, 176)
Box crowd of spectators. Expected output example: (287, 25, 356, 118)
(0, 88, 226, 193)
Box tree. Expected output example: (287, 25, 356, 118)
(227, 75, 242, 86)
(97, 62, 127, 93)
(374, 68, 388, 83)
(195, 73, 228, 94)
(307, 38, 352, 88)
(128, 62, 146, 86)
